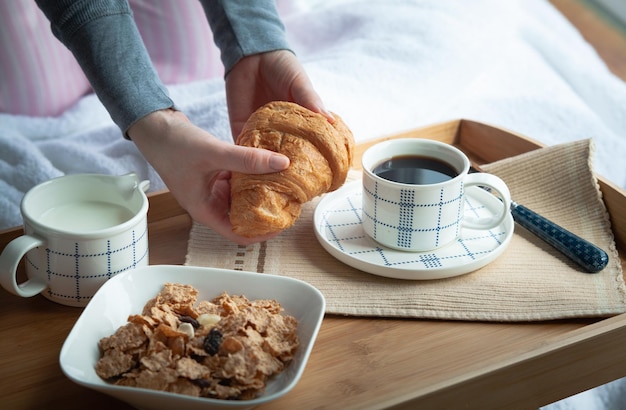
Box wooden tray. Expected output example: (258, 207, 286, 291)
(2, 119, 625, 409)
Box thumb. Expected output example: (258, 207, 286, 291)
(225, 144, 290, 174)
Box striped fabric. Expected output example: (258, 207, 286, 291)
(1, 0, 222, 116)
(130, 0, 222, 84)
(0, 1, 91, 116)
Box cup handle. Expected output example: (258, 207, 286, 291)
(462, 173, 512, 230)
(0, 235, 47, 297)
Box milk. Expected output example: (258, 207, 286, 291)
(40, 201, 135, 232)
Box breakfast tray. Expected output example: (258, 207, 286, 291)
(186, 121, 625, 321)
(2, 119, 626, 409)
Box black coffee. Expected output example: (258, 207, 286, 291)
(372, 155, 458, 184)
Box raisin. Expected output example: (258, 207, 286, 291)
(179, 315, 199, 329)
(203, 328, 223, 355)
(194, 379, 211, 388)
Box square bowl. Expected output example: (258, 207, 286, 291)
(59, 265, 326, 410)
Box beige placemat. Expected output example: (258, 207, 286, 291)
(185, 139, 626, 321)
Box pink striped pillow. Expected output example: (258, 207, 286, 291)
(130, 0, 223, 84)
(0, 1, 91, 116)
(0, 0, 222, 117)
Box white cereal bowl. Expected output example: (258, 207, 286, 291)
(59, 265, 326, 410)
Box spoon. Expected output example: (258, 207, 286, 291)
(470, 165, 609, 273)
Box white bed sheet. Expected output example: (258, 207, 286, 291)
(1, 0, 625, 407)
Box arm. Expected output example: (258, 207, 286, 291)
(34, 0, 290, 245)
(199, 0, 333, 137)
(35, 0, 328, 244)
(199, 0, 291, 75)
(35, 0, 173, 135)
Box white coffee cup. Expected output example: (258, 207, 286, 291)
(361, 139, 511, 252)
(0, 173, 150, 307)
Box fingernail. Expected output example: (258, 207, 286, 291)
(319, 107, 335, 123)
(270, 154, 290, 171)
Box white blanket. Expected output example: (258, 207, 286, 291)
(1, 1, 625, 406)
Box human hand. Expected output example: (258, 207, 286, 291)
(128, 109, 290, 245)
(225, 49, 334, 138)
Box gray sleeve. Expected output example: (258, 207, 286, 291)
(35, 0, 174, 136)
(199, 0, 292, 74)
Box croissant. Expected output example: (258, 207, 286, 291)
(229, 101, 354, 237)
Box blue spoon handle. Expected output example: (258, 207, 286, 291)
(510, 202, 609, 273)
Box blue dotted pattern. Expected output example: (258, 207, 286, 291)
(319, 185, 509, 271)
(363, 180, 464, 250)
(26, 224, 148, 304)
(511, 203, 608, 273)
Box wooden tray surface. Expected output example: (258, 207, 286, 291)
(1, 119, 625, 409)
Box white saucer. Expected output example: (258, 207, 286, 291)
(313, 181, 514, 280)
